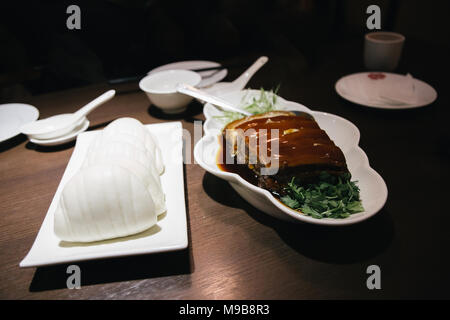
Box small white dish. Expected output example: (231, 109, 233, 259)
(148, 60, 227, 88)
(29, 118, 89, 146)
(335, 72, 437, 109)
(0, 103, 39, 142)
(140, 70, 201, 114)
(194, 90, 388, 226)
(20, 121, 187, 267)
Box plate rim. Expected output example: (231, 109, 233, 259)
(148, 60, 228, 88)
(20, 121, 187, 267)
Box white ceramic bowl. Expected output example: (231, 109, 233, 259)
(194, 90, 388, 226)
(139, 70, 201, 114)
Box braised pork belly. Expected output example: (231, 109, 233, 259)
(218, 111, 349, 196)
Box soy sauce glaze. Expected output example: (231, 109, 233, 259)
(216, 135, 259, 186)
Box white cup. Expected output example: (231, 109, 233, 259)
(364, 32, 405, 71)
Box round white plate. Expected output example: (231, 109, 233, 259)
(194, 89, 388, 226)
(29, 118, 89, 146)
(148, 60, 227, 88)
(335, 72, 437, 109)
(0, 103, 39, 142)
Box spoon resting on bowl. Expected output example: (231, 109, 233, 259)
(20, 90, 115, 140)
(176, 84, 314, 119)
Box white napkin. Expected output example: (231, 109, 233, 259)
(378, 73, 417, 105)
(339, 73, 418, 106)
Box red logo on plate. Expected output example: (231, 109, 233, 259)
(368, 73, 386, 80)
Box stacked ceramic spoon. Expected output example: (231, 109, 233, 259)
(20, 90, 115, 146)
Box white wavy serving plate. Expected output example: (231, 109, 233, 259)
(194, 90, 388, 226)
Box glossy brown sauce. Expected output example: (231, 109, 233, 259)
(217, 135, 259, 186)
(217, 112, 349, 210)
(218, 114, 347, 173)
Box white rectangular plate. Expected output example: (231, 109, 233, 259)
(20, 121, 187, 267)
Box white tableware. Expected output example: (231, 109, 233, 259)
(178, 83, 314, 119)
(20, 90, 115, 140)
(335, 72, 437, 109)
(194, 89, 388, 226)
(140, 70, 201, 114)
(0, 103, 39, 142)
(177, 83, 252, 116)
(28, 118, 89, 146)
(148, 60, 227, 88)
(364, 32, 405, 71)
(20, 121, 187, 267)
(204, 56, 268, 95)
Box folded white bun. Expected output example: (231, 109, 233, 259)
(84, 138, 166, 215)
(54, 118, 165, 242)
(54, 165, 157, 242)
(103, 118, 164, 174)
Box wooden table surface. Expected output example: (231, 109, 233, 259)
(1, 38, 450, 299)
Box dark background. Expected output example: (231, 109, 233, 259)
(1, 0, 449, 102)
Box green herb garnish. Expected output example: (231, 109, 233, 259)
(280, 172, 364, 219)
(214, 86, 280, 124)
